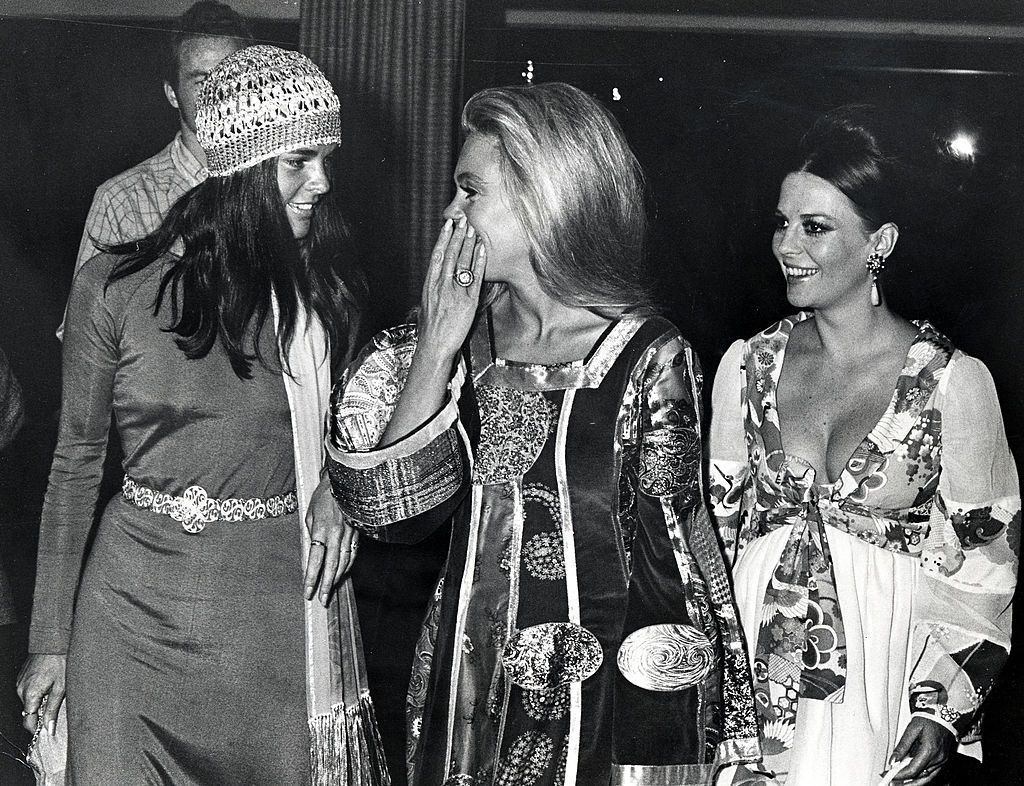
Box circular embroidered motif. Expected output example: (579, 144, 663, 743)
(523, 532, 565, 581)
(474, 385, 552, 484)
(521, 684, 570, 721)
(503, 622, 603, 690)
(495, 732, 554, 786)
(616, 623, 716, 691)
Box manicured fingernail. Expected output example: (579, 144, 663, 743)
(478, 245, 486, 258)
(458, 216, 467, 228)
(443, 218, 452, 230)
(466, 225, 475, 238)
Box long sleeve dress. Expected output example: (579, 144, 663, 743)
(31, 255, 315, 783)
(326, 313, 760, 786)
(709, 313, 1020, 786)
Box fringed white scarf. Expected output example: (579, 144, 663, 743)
(275, 295, 390, 785)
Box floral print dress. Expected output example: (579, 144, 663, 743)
(327, 314, 760, 785)
(709, 314, 1019, 786)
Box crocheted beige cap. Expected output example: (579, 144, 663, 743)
(196, 44, 341, 177)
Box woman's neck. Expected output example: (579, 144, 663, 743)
(491, 280, 612, 363)
(807, 299, 909, 365)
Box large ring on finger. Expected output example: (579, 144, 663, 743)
(453, 268, 475, 287)
(310, 539, 326, 549)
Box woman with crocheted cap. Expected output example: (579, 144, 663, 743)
(326, 82, 760, 785)
(18, 45, 388, 784)
(709, 108, 1019, 785)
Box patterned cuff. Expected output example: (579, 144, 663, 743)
(326, 429, 463, 530)
(326, 395, 464, 529)
(909, 680, 978, 738)
(909, 710, 960, 739)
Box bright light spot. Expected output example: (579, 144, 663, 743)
(658, 76, 664, 82)
(523, 60, 535, 84)
(949, 133, 976, 158)
(612, 87, 622, 101)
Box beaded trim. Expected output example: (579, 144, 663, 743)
(121, 476, 298, 534)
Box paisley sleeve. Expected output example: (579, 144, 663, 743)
(325, 324, 470, 542)
(709, 339, 755, 566)
(625, 330, 761, 771)
(910, 352, 1020, 739)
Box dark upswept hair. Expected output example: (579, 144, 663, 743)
(165, 1, 253, 88)
(105, 157, 362, 380)
(796, 106, 903, 231)
(462, 82, 653, 315)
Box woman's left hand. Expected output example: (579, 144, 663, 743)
(303, 474, 359, 606)
(888, 716, 956, 784)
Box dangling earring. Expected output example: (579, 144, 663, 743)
(866, 253, 885, 306)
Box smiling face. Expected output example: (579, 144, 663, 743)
(442, 133, 532, 284)
(772, 171, 885, 310)
(276, 143, 336, 239)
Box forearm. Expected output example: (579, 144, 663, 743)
(379, 342, 457, 446)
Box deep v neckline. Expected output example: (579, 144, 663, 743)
(769, 314, 924, 489)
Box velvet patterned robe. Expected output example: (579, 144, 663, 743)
(328, 314, 759, 786)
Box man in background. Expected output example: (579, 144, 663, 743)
(66, 1, 252, 316)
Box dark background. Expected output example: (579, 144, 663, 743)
(2, 3, 1023, 782)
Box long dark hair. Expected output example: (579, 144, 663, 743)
(106, 156, 362, 378)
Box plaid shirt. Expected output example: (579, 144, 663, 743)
(74, 132, 206, 273)
(60, 133, 207, 339)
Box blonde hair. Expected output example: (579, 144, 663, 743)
(462, 82, 653, 314)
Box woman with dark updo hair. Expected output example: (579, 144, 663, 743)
(710, 109, 1019, 785)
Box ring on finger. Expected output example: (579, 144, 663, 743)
(310, 539, 327, 549)
(453, 268, 474, 287)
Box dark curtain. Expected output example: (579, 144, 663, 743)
(300, 0, 466, 317)
(298, 4, 465, 782)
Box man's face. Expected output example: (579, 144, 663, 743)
(164, 36, 247, 133)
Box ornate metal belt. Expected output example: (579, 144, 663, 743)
(121, 476, 298, 534)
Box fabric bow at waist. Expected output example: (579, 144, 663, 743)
(751, 473, 848, 747)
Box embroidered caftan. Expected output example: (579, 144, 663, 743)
(327, 314, 759, 786)
(709, 314, 1019, 786)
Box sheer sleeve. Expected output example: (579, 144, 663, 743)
(29, 257, 121, 654)
(709, 339, 755, 566)
(325, 325, 470, 544)
(910, 352, 1020, 738)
